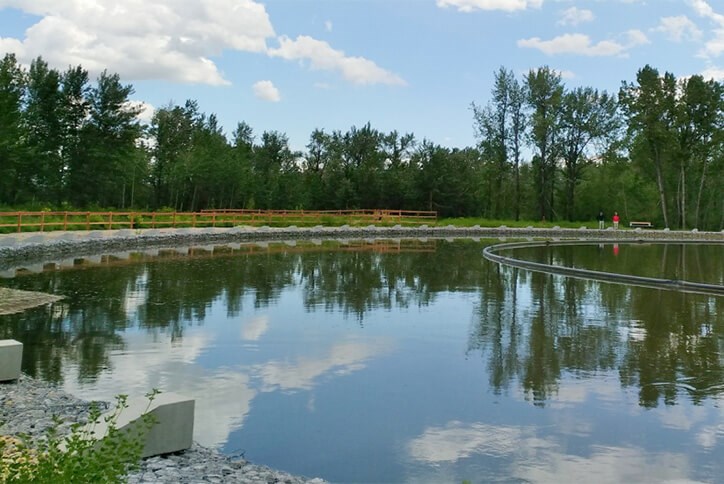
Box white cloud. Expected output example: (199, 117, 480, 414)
(268, 35, 406, 86)
(557, 69, 576, 79)
(0, 37, 25, 57)
(436, 0, 543, 12)
(689, 0, 724, 24)
(254, 339, 390, 392)
(518, 31, 648, 57)
(654, 16, 703, 42)
(0, 0, 275, 85)
(625, 29, 650, 47)
(514, 445, 695, 484)
(252, 80, 281, 102)
(241, 314, 270, 340)
(127, 100, 155, 124)
(689, 0, 724, 57)
(325, 20, 333, 32)
(558, 7, 594, 26)
(701, 65, 724, 80)
(518, 34, 626, 56)
(408, 421, 526, 463)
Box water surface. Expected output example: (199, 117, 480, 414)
(1, 239, 723, 483)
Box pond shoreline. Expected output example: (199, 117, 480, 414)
(1, 225, 722, 270)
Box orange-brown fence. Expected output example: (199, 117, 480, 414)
(0, 209, 437, 233)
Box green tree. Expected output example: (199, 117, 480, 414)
(620, 65, 678, 228)
(0, 53, 27, 204)
(674, 75, 723, 229)
(149, 102, 197, 209)
(473, 67, 516, 218)
(58, 65, 91, 205)
(253, 130, 300, 209)
(526, 67, 564, 221)
(229, 121, 255, 209)
(67, 70, 142, 207)
(24, 57, 64, 204)
(558, 87, 621, 221)
(381, 130, 416, 210)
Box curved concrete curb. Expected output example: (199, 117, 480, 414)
(483, 239, 724, 296)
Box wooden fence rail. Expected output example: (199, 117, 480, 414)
(0, 209, 437, 233)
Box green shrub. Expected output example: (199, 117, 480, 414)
(0, 391, 159, 483)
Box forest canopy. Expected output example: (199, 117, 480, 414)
(1, 54, 722, 230)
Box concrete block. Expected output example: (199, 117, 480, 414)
(86, 392, 194, 458)
(0, 340, 23, 381)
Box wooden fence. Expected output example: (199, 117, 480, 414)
(0, 209, 437, 233)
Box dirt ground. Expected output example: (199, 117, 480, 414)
(0, 288, 62, 316)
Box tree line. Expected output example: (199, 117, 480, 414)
(1, 54, 722, 229)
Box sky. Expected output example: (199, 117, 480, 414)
(1, 0, 723, 152)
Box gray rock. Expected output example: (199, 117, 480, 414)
(0, 375, 326, 484)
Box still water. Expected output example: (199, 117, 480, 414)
(1, 239, 723, 483)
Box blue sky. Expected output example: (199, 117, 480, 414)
(1, 0, 722, 151)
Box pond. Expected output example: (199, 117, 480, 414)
(1, 239, 723, 483)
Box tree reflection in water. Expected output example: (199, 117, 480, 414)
(469, 247, 724, 408)
(1, 239, 722, 408)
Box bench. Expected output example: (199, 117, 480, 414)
(629, 221, 653, 228)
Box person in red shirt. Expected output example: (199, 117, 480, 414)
(613, 211, 620, 229)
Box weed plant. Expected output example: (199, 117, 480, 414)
(0, 390, 159, 483)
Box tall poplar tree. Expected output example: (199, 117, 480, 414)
(620, 65, 677, 228)
(526, 67, 563, 221)
(0, 53, 27, 204)
(24, 57, 63, 202)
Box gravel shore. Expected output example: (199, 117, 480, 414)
(1, 224, 722, 270)
(0, 376, 326, 484)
